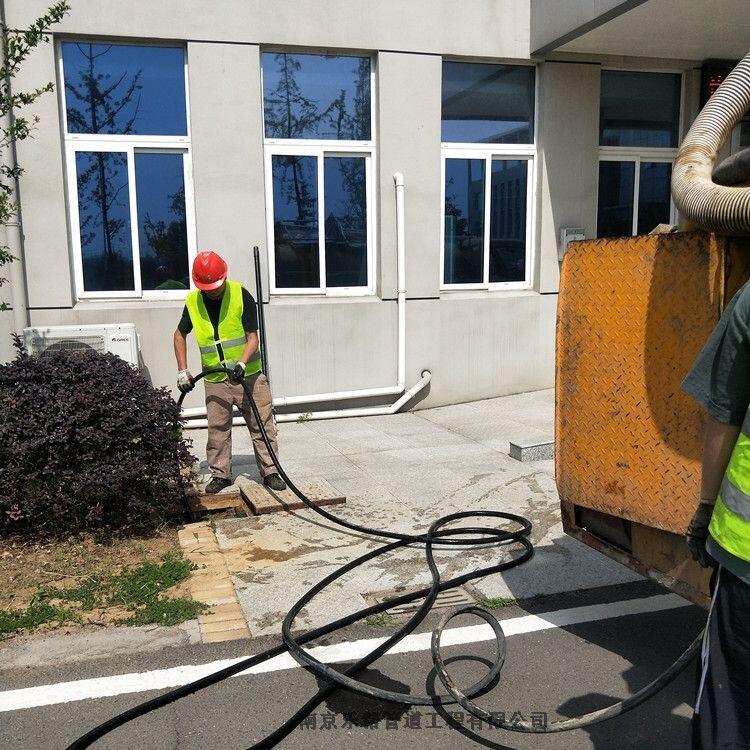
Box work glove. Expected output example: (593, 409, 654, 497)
(177, 369, 194, 394)
(686, 501, 715, 568)
(230, 361, 246, 383)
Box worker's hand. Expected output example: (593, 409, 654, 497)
(177, 369, 194, 394)
(686, 501, 715, 568)
(230, 361, 246, 383)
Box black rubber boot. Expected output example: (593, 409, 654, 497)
(263, 473, 286, 492)
(204, 477, 232, 494)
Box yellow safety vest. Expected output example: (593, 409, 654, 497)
(184, 280, 262, 383)
(710, 413, 750, 561)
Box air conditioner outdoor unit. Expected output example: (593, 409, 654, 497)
(23, 323, 140, 366)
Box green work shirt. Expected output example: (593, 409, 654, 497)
(681, 280, 750, 584)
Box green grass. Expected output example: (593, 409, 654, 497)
(118, 598, 208, 627)
(478, 596, 518, 609)
(0, 603, 81, 636)
(365, 613, 395, 627)
(40, 572, 110, 609)
(0, 552, 205, 639)
(109, 556, 196, 607)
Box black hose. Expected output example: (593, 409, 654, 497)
(66, 367, 704, 749)
(431, 606, 703, 732)
(253, 246, 269, 381)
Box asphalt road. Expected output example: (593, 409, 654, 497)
(1, 579, 705, 750)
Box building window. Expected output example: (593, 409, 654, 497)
(597, 70, 681, 238)
(440, 61, 535, 289)
(262, 52, 374, 296)
(731, 114, 750, 153)
(60, 42, 195, 299)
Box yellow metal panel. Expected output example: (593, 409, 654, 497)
(555, 233, 749, 534)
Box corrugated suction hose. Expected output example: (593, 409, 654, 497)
(672, 52, 750, 234)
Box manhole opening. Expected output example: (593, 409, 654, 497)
(363, 585, 476, 616)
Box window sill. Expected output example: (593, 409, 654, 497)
(269, 294, 381, 306)
(73, 298, 187, 310)
(438, 288, 541, 301)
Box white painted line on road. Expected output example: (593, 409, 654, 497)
(0, 593, 691, 713)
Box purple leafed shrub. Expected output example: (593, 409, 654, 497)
(0, 339, 193, 535)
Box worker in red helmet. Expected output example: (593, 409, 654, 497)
(173, 250, 285, 493)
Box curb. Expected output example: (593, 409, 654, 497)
(178, 521, 252, 643)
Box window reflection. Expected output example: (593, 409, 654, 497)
(272, 155, 319, 288)
(62, 42, 187, 136)
(263, 53, 371, 140)
(444, 158, 485, 284)
(739, 120, 750, 149)
(441, 62, 535, 144)
(599, 71, 681, 148)
(489, 160, 527, 283)
(76, 151, 134, 291)
(324, 157, 367, 287)
(597, 161, 635, 238)
(135, 153, 189, 290)
(637, 162, 672, 234)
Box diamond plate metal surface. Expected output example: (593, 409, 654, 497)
(556, 233, 750, 534)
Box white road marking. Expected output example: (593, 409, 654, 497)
(0, 593, 691, 713)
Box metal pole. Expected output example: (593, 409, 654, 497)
(253, 245, 269, 380)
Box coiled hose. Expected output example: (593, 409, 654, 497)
(67, 367, 703, 749)
(672, 51, 750, 234)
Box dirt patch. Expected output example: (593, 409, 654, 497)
(0, 523, 203, 639)
(1, 526, 180, 608)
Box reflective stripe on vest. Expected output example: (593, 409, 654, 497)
(185, 280, 262, 383)
(710, 427, 750, 562)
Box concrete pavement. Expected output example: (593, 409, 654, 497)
(188, 389, 641, 637)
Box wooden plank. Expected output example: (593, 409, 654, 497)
(235, 475, 345, 515)
(188, 488, 252, 517)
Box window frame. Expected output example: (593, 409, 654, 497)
(731, 118, 750, 153)
(596, 68, 684, 237)
(597, 150, 678, 236)
(263, 143, 375, 296)
(261, 50, 377, 297)
(57, 40, 197, 301)
(439, 62, 537, 292)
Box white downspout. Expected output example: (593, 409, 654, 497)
(394, 172, 406, 390)
(183, 371, 432, 429)
(182, 172, 420, 425)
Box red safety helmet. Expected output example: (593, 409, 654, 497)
(192, 250, 228, 291)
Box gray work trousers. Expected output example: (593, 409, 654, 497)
(204, 373, 278, 480)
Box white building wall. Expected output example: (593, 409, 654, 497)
(377, 52, 442, 300)
(537, 61, 601, 293)
(6, 1, 531, 60)
(11, 36, 72, 311)
(0, 309, 14, 363)
(530, 0, 642, 54)
(2, 1, 703, 412)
